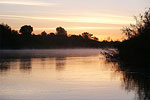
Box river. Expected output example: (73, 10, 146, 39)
(0, 49, 148, 100)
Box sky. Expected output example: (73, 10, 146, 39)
(0, 0, 150, 40)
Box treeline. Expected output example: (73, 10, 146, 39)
(0, 24, 119, 49)
(116, 9, 150, 64)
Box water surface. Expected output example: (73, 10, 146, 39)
(0, 49, 141, 100)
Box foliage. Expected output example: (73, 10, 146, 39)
(56, 27, 67, 36)
(93, 37, 99, 41)
(82, 32, 93, 39)
(19, 25, 33, 36)
(122, 9, 150, 39)
(0, 23, 19, 49)
(41, 31, 47, 36)
(117, 9, 150, 62)
(0, 24, 108, 49)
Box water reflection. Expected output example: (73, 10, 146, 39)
(106, 58, 150, 100)
(0, 49, 140, 100)
(0, 59, 18, 73)
(0, 59, 10, 72)
(20, 58, 32, 72)
(55, 57, 66, 71)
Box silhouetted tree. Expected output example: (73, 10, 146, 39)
(115, 8, 150, 63)
(19, 25, 33, 36)
(56, 27, 67, 36)
(82, 32, 93, 39)
(0, 23, 11, 33)
(0, 23, 19, 49)
(41, 31, 47, 36)
(122, 9, 150, 39)
(1, 24, 112, 49)
(0, 23, 17, 36)
(93, 36, 99, 41)
(48, 32, 55, 36)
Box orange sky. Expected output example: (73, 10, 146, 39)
(0, 0, 150, 40)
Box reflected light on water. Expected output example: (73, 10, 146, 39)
(0, 49, 135, 100)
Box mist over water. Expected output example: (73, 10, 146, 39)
(0, 49, 142, 100)
(0, 49, 102, 58)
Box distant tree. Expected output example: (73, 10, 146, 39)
(0, 23, 11, 36)
(0, 23, 11, 31)
(56, 27, 67, 36)
(82, 32, 93, 39)
(1, 24, 102, 49)
(11, 30, 18, 35)
(70, 35, 77, 38)
(93, 36, 99, 41)
(49, 32, 55, 36)
(0, 23, 19, 49)
(107, 37, 111, 41)
(0, 23, 18, 37)
(19, 25, 33, 36)
(41, 31, 47, 36)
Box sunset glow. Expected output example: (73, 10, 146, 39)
(0, 0, 56, 6)
(0, 0, 149, 40)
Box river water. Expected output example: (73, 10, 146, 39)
(0, 49, 147, 100)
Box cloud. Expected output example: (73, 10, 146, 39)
(0, 14, 135, 25)
(34, 27, 120, 31)
(0, 0, 56, 6)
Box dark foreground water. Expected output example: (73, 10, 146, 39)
(0, 49, 149, 100)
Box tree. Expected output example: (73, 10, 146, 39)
(93, 36, 99, 41)
(107, 37, 111, 41)
(0, 23, 19, 49)
(82, 32, 93, 39)
(117, 9, 150, 62)
(19, 25, 33, 36)
(0, 23, 11, 30)
(0, 23, 18, 37)
(41, 31, 47, 36)
(122, 9, 150, 39)
(56, 27, 67, 36)
(0, 23, 12, 36)
(49, 32, 55, 36)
